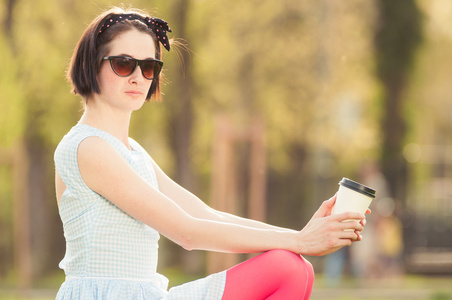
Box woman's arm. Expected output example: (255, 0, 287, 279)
(78, 137, 364, 255)
(151, 159, 296, 233)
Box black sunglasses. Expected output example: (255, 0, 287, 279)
(102, 56, 163, 80)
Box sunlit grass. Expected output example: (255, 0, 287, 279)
(1, 272, 451, 299)
(312, 274, 452, 300)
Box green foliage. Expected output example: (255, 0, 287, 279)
(0, 36, 25, 147)
(375, 0, 423, 84)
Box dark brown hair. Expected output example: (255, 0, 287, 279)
(67, 7, 163, 102)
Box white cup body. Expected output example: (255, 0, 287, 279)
(332, 184, 374, 230)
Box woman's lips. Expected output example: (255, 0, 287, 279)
(125, 90, 143, 96)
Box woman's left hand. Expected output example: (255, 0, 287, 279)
(355, 208, 371, 241)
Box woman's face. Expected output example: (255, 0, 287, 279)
(96, 29, 156, 112)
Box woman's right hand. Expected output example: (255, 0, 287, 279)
(296, 196, 365, 256)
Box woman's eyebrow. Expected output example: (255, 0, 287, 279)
(115, 53, 132, 58)
(112, 53, 156, 60)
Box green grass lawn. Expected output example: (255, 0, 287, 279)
(1, 272, 451, 300)
(312, 274, 452, 300)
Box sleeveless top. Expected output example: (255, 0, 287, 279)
(54, 124, 226, 299)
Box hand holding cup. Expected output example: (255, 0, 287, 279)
(331, 178, 376, 231)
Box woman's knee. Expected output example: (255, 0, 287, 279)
(264, 250, 313, 278)
(264, 249, 300, 263)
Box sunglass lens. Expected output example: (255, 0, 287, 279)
(111, 57, 135, 76)
(141, 61, 161, 80)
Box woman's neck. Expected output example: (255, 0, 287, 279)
(78, 100, 133, 149)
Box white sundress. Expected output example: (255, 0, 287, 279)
(54, 124, 226, 299)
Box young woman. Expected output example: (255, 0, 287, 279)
(54, 7, 368, 300)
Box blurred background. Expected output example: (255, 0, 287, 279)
(1, 0, 452, 299)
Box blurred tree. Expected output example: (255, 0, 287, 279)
(154, 0, 203, 275)
(1, 0, 32, 288)
(374, 0, 423, 204)
(0, 0, 112, 284)
(166, 0, 195, 193)
(400, 0, 452, 259)
(4, 0, 14, 40)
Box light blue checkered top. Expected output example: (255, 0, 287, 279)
(54, 124, 226, 299)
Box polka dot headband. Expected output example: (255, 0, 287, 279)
(99, 14, 172, 51)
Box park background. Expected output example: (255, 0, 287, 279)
(1, 0, 452, 299)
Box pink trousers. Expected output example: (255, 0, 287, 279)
(222, 249, 314, 300)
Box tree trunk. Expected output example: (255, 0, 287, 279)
(164, 0, 203, 274)
(374, 0, 422, 204)
(4, 0, 15, 39)
(168, 0, 195, 191)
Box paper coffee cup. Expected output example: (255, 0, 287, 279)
(332, 177, 376, 230)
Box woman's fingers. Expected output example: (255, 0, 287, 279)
(300, 204, 371, 256)
(331, 211, 365, 223)
(360, 218, 367, 227)
(334, 215, 365, 242)
(312, 195, 337, 218)
(343, 232, 360, 242)
(337, 220, 364, 232)
(354, 231, 363, 241)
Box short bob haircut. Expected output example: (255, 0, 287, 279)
(67, 7, 164, 102)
